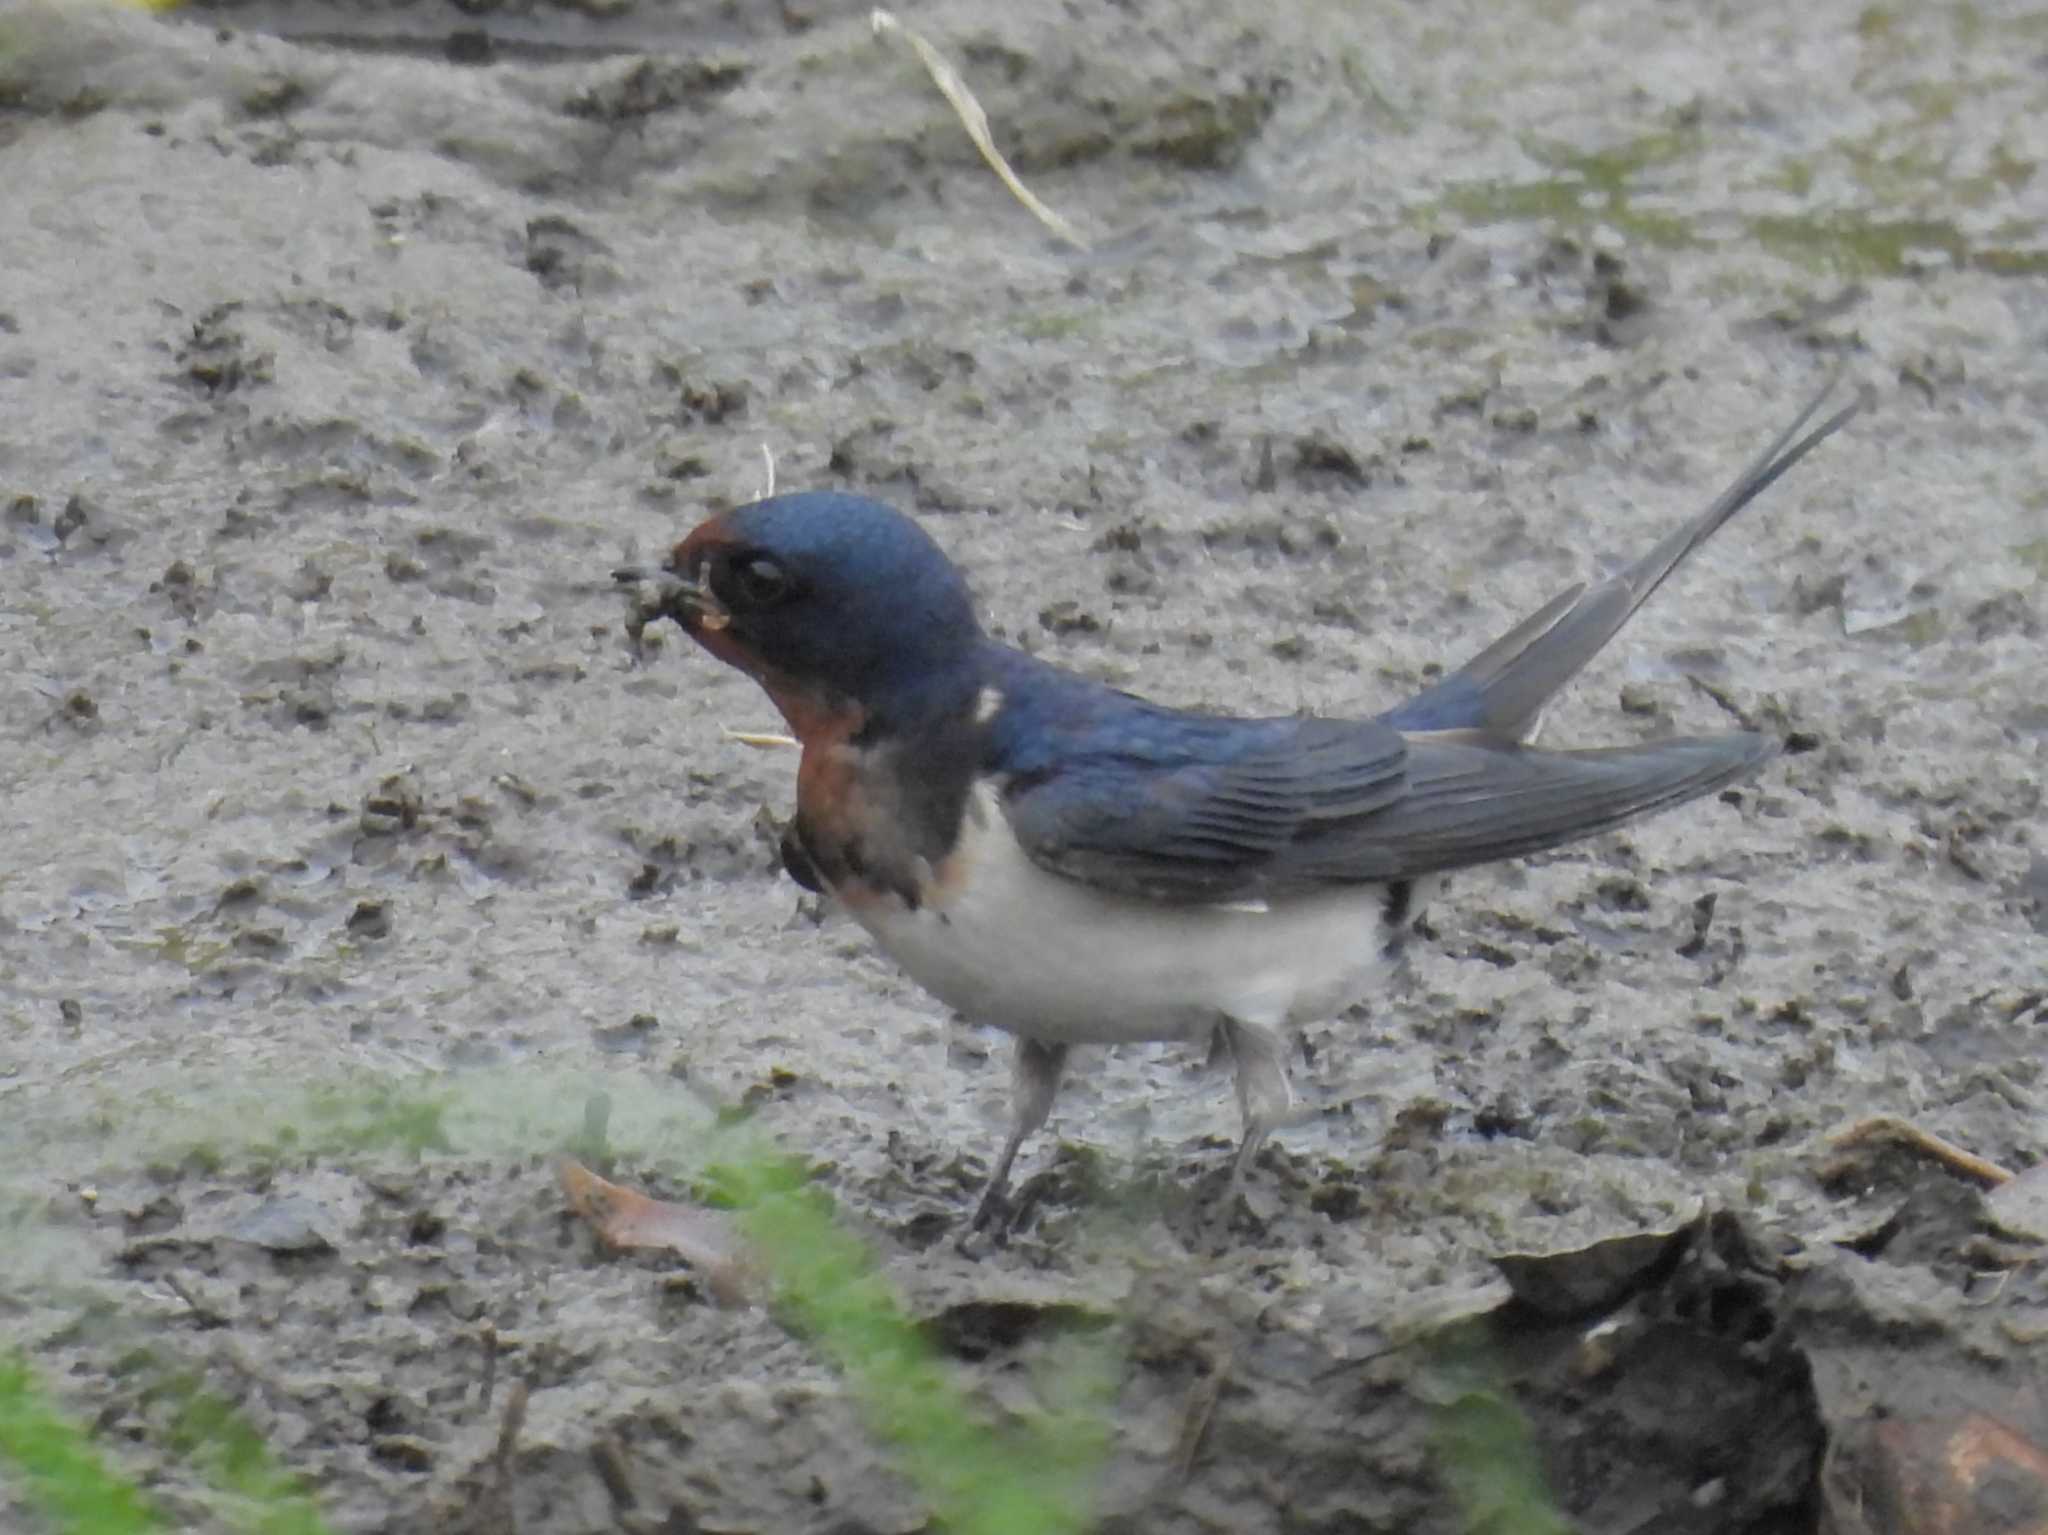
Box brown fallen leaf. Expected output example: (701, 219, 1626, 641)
(1828, 1411, 2048, 1535)
(558, 1158, 760, 1307)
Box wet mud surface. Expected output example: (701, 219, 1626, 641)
(2, 0, 2045, 1529)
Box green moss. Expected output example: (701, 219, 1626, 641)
(1750, 212, 1966, 276)
(300, 1082, 454, 1158)
(1897, 79, 1964, 126)
(1972, 246, 2048, 276)
(1523, 127, 1700, 188)
(2011, 539, 2048, 580)
(1435, 127, 1705, 248)
(1765, 158, 1817, 198)
(1444, 177, 1587, 226)
(1015, 308, 1098, 341)
(1838, 134, 1944, 205)
(1987, 143, 2036, 193)
(1430, 93, 2043, 279)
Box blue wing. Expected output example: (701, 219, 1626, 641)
(984, 656, 1411, 901)
(986, 649, 1771, 902)
(986, 383, 1855, 904)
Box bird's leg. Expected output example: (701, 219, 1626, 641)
(966, 1036, 1069, 1241)
(1221, 1017, 1295, 1200)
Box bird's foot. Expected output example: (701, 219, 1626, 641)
(957, 1166, 1065, 1256)
(957, 1181, 1014, 1257)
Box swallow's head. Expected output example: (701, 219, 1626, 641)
(616, 491, 983, 733)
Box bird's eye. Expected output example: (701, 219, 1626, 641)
(724, 552, 793, 610)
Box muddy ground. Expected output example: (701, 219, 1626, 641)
(3, 0, 2045, 1530)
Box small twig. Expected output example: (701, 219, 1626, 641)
(590, 1437, 639, 1516)
(1827, 1116, 2016, 1187)
(1684, 673, 1759, 730)
(493, 1378, 528, 1478)
(161, 1272, 229, 1328)
(871, 9, 1090, 251)
(478, 1322, 499, 1413)
(488, 1377, 529, 1535)
(759, 442, 776, 500)
(1169, 1348, 1233, 1484)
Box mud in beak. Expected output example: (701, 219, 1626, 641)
(611, 565, 730, 632)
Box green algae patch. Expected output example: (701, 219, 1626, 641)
(1750, 211, 2046, 278)
(1752, 212, 1965, 275)
(1435, 128, 1705, 248)
(1971, 245, 2048, 277)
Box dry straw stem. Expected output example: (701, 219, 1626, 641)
(871, 9, 1091, 251)
(1827, 1116, 2016, 1187)
(722, 726, 801, 750)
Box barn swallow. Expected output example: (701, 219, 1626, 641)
(616, 383, 1858, 1238)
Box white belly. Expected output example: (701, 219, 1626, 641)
(837, 785, 1392, 1044)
